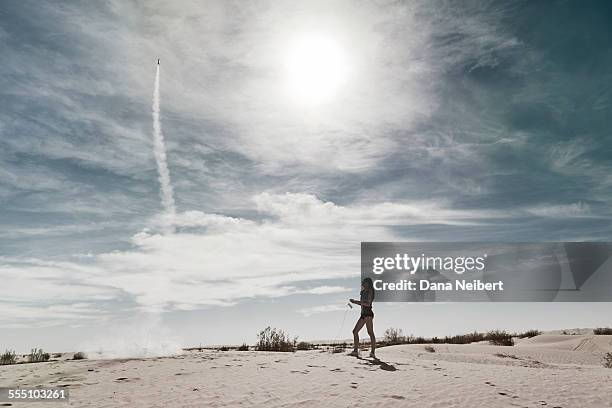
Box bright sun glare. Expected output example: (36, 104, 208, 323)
(284, 33, 349, 105)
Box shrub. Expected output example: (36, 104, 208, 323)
(218, 346, 229, 351)
(53, 353, 62, 358)
(28, 348, 50, 363)
(383, 328, 405, 344)
(516, 330, 541, 338)
(486, 330, 514, 346)
(443, 331, 485, 344)
(296, 341, 312, 351)
(237, 343, 249, 351)
(256, 327, 296, 352)
(424, 345, 435, 353)
(594, 328, 612, 335)
(603, 352, 612, 368)
(0, 350, 17, 365)
(73, 352, 87, 360)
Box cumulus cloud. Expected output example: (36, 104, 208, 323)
(0, 192, 507, 326)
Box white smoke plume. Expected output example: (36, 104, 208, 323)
(152, 64, 176, 216)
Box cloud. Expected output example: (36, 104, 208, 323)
(526, 202, 591, 218)
(298, 304, 348, 317)
(2, 1, 612, 334)
(0, 192, 506, 327)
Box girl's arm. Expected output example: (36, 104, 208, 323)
(349, 298, 372, 307)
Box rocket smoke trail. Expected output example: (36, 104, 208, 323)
(152, 63, 176, 216)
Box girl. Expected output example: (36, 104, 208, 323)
(349, 277, 376, 358)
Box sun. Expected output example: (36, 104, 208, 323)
(284, 33, 349, 105)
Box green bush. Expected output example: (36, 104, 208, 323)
(0, 350, 17, 365)
(28, 348, 50, 363)
(256, 327, 296, 352)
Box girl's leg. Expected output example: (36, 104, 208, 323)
(365, 317, 376, 355)
(352, 318, 366, 351)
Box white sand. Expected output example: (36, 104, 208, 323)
(1, 336, 611, 407)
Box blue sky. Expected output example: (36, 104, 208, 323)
(1, 0, 611, 353)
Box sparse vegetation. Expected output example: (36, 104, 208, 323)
(383, 327, 406, 344)
(256, 327, 296, 352)
(0, 350, 17, 365)
(603, 352, 612, 368)
(53, 353, 62, 358)
(442, 331, 485, 344)
(516, 330, 541, 338)
(424, 345, 435, 353)
(486, 330, 514, 346)
(218, 346, 229, 351)
(237, 343, 249, 351)
(73, 352, 87, 360)
(28, 348, 50, 363)
(296, 341, 313, 351)
(594, 327, 612, 335)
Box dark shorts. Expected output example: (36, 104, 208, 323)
(360, 310, 374, 319)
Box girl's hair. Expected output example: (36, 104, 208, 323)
(362, 277, 375, 300)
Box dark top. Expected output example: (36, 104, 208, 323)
(360, 288, 374, 315)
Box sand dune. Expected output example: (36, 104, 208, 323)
(1, 335, 611, 407)
(516, 334, 612, 353)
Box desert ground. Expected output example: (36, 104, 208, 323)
(1, 335, 611, 408)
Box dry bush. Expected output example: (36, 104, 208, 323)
(516, 330, 541, 338)
(424, 345, 435, 353)
(256, 327, 296, 352)
(296, 341, 313, 350)
(73, 352, 87, 360)
(0, 350, 16, 365)
(383, 328, 406, 344)
(486, 330, 514, 346)
(28, 348, 50, 363)
(237, 343, 249, 351)
(594, 328, 612, 335)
